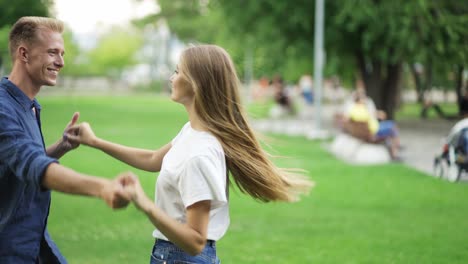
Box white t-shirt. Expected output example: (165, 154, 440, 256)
(152, 122, 229, 241)
(342, 96, 377, 118)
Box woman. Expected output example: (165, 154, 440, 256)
(69, 45, 313, 263)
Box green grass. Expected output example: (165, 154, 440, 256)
(245, 98, 275, 119)
(38, 95, 468, 263)
(396, 102, 458, 120)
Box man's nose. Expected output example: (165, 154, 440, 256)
(55, 55, 64, 68)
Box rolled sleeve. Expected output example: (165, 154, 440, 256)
(0, 107, 57, 190)
(28, 155, 58, 190)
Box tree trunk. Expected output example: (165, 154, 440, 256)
(0, 56, 3, 77)
(356, 49, 382, 107)
(424, 59, 433, 96)
(367, 61, 383, 107)
(381, 63, 403, 120)
(356, 51, 402, 120)
(455, 65, 464, 115)
(410, 63, 424, 103)
(455, 65, 464, 98)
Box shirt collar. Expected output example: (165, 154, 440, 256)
(1, 77, 40, 111)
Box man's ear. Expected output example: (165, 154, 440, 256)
(18, 46, 29, 63)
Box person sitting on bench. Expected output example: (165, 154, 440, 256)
(345, 88, 402, 161)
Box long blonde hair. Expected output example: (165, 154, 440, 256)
(179, 45, 313, 202)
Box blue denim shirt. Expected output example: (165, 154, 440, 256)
(0, 77, 67, 263)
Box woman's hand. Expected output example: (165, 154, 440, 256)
(117, 173, 154, 213)
(66, 122, 98, 147)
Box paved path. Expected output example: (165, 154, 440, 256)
(397, 118, 456, 175)
(252, 104, 460, 178)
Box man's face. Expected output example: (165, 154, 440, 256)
(24, 29, 65, 87)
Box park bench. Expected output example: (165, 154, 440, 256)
(330, 119, 391, 164)
(343, 120, 382, 143)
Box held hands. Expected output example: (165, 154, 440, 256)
(100, 171, 153, 212)
(116, 173, 153, 213)
(100, 171, 136, 209)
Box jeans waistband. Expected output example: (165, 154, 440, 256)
(155, 238, 216, 247)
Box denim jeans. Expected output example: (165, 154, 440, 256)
(150, 239, 220, 264)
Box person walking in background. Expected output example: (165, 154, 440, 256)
(68, 45, 313, 264)
(0, 16, 133, 264)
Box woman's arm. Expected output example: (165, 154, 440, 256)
(143, 198, 210, 256)
(67, 122, 171, 172)
(91, 137, 171, 172)
(43, 163, 133, 209)
(120, 174, 210, 256)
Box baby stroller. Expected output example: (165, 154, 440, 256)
(433, 127, 468, 182)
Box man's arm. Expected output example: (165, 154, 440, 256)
(0, 109, 130, 208)
(43, 163, 133, 209)
(46, 140, 68, 159)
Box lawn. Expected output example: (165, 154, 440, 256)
(396, 102, 459, 120)
(38, 95, 468, 264)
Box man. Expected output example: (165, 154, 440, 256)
(0, 16, 133, 263)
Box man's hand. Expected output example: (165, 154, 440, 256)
(60, 112, 81, 150)
(46, 112, 80, 158)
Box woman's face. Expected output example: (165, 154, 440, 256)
(169, 65, 194, 105)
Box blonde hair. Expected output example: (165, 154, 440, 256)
(179, 45, 313, 202)
(9, 16, 64, 60)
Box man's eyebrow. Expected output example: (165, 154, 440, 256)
(47, 48, 65, 54)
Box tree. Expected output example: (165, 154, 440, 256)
(406, 0, 468, 115)
(144, 0, 467, 119)
(144, 0, 318, 82)
(59, 29, 85, 77)
(216, 0, 468, 118)
(0, 0, 53, 72)
(86, 26, 143, 83)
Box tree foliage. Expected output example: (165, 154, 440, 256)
(0, 0, 52, 26)
(86, 26, 144, 80)
(145, 0, 467, 118)
(330, 0, 467, 117)
(0, 0, 53, 71)
(59, 29, 85, 77)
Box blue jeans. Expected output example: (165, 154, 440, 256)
(376, 120, 397, 138)
(150, 239, 220, 264)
